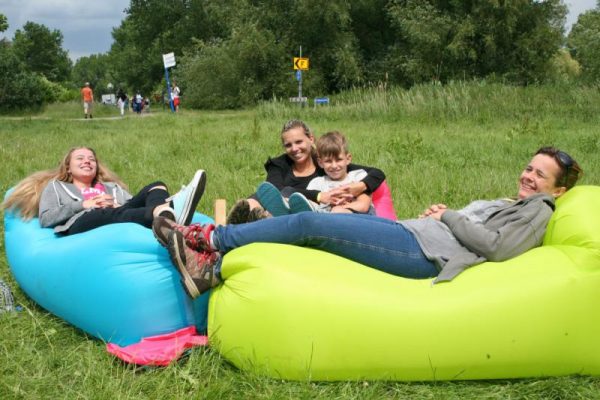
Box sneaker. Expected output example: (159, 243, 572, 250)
(168, 230, 221, 299)
(226, 199, 251, 225)
(153, 204, 176, 221)
(247, 206, 269, 222)
(256, 182, 290, 217)
(153, 216, 213, 251)
(288, 192, 318, 213)
(169, 170, 206, 225)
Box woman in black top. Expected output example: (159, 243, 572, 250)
(227, 120, 386, 223)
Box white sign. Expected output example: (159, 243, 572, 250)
(289, 97, 308, 103)
(163, 52, 176, 68)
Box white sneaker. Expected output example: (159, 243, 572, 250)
(168, 170, 206, 225)
(288, 192, 318, 213)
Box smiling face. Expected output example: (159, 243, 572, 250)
(68, 148, 98, 188)
(281, 126, 315, 166)
(318, 151, 352, 181)
(517, 153, 566, 199)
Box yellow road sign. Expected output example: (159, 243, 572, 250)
(293, 57, 309, 70)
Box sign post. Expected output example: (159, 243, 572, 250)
(291, 46, 309, 106)
(162, 52, 176, 112)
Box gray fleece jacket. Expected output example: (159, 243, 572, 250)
(400, 193, 555, 283)
(38, 180, 132, 233)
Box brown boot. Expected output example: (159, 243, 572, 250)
(167, 230, 221, 298)
(226, 199, 251, 224)
(152, 216, 214, 251)
(247, 206, 269, 222)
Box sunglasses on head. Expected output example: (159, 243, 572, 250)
(554, 151, 577, 186)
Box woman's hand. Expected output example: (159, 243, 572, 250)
(419, 204, 448, 220)
(83, 194, 116, 209)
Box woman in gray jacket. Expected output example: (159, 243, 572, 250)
(3, 147, 205, 235)
(154, 146, 583, 299)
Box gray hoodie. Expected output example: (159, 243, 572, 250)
(39, 179, 132, 233)
(400, 193, 555, 283)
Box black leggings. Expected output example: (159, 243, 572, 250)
(66, 181, 169, 235)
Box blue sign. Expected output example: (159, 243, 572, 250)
(296, 70, 302, 81)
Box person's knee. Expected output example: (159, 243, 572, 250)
(148, 181, 168, 192)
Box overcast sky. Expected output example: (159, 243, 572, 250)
(0, 0, 597, 62)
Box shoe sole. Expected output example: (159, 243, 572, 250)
(226, 199, 251, 225)
(177, 170, 207, 225)
(168, 231, 201, 299)
(152, 217, 173, 248)
(256, 182, 290, 217)
(288, 194, 315, 213)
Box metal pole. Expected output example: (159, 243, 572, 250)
(298, 46, 302, 99)
(164, 68, 175, 112)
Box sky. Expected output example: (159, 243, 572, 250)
(0, 0, 598, 62)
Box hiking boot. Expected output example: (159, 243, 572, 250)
(256, 182, 290, 216)
(289, 192, 318, 213)
(153, 216, 214, 251)
(247, 206, 269, 222)
(168, 170, 206, 225)
(168, 230, 221, 299)
(226, 199, 251, 225)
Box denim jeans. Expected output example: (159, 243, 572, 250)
(213, 212, 438, 279)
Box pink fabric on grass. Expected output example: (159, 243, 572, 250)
(106, 325, 208, 366)
(371, 180, 397, 221)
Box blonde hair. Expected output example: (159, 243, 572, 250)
(316, 131, 349, 158)
(2, 147, 126, 220)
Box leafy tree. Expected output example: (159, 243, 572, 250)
(386, 0, 566, 85)
(180, 22, 290, 109)
(12, 21, 72, 82)
(108, 0, 570, 109)
(0, 14, 8, 32)
(568, 6, 600, 83)
(72, 54, 116, 97)
(0, 43, 50, 111)
(109, 0, 232, 95)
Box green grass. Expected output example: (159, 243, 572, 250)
(2, 83, 600, 399)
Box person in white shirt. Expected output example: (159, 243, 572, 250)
(257, 131, 375, 215)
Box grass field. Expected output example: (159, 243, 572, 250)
(1, 82, 600, 399)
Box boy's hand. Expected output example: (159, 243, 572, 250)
(323, 188, 354, 206)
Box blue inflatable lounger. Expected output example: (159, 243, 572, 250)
(4, 196, 212, 346)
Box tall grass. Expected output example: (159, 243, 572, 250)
(1, 82, 600, 399)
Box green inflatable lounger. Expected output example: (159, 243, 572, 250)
(208, 186, 600, 381)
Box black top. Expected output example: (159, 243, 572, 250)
(263, 153, 386, 202)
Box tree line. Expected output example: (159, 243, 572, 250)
(2, 0, 600, 111)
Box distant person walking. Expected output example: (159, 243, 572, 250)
(81, 82, 94, 119)
(171, 83, 181, 112)
(117, 90, 128, 117)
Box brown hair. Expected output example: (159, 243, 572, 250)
(535, 146, 582, 190)
(316, 131, 349, 158)
(281, 119, 311, 139)
(2, 147, 126, 219)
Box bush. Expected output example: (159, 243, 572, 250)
(180, 24, 294, 109)
(0, 43, 52, 111)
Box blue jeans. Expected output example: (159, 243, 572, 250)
(213, 212, 438, 279)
